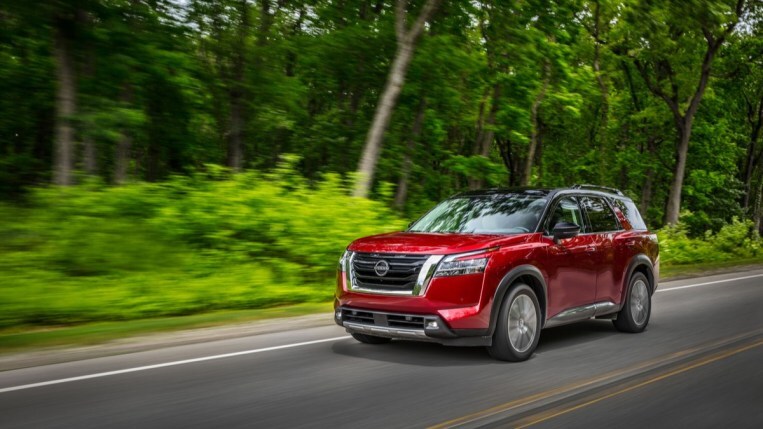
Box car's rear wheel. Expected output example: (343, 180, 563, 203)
(487, 283, 541, 362)
(613, 272, 651, 333)
(351, 333, 392, 344)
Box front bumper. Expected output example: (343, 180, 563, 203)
(335, 306, 491, 347)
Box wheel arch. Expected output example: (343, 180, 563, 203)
(488, 264, 548, 335)
(624, 254, 655, 298)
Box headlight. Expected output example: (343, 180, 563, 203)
(434, 249, 495, 277)
(434, 257, 488, 277)
(338, 250, 353, 271)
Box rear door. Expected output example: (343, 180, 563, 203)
(579, 196, 623, 307)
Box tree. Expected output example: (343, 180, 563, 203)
(479, 0, 582, 188)
(352, 0, 441, 198)
(617, 0, 747, 225)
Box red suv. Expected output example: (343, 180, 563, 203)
(334, 185, 659, 361)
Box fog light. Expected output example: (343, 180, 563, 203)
(426, 321, 439, 330)
(335, 310, 342, 320)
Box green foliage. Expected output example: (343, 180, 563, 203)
(1, 0, 763, 332)
(657, 218, 760, 265)
(444, 155, 507, 188)
(1, 0, 762, 232)
(0, 161, 405, 328)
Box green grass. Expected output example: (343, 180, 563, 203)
(660, 257, 763, 280)
(0, 302, 333, 353)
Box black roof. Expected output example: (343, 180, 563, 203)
(455, 184, 630, 200)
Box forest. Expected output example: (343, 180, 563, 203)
(0, 0, 762, 330)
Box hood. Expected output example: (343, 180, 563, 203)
(348, 231, 537, 255)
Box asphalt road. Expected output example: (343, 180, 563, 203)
(1, 270, 762, 429)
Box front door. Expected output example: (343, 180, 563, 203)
(542, 196, 598, 319)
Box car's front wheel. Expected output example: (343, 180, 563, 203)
(487, 283, 541, 362)
(613, 272, 651, 333)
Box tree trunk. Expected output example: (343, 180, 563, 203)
(227, 0, 250, 171)
(257, 0, 274, 47)
(521, 73, 549, 186)
(83, 136, 96, 174)
(741, 95, 762, 210)
(353, 44, 414, 197)
(665, 119, 692, 225)
(115, 85, 133, 184)
(499, 140, 511, 185)
(536, 126, 544, 185)
(743, 142, 756, 210)
(474, 84, 500, 157)
(754, 175, 763, 234)
(284, 4, 305, 77)
(352, 0, 440, 198)
(53, 21, 76, 186)
(472, 86, 491, 154)
(114, 133, 131, 184)
(228, 93, 244, 170)
(640, 137, 657, 217)
(394, 97, 426, 209)
(468, 84, 500, 190)
(592, 0, 609, 181)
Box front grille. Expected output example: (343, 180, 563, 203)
(351, 253, 429, 293)
(387, 314, 426, 329)
(340, 308, 427, 330)
(342, 309, 374, 325)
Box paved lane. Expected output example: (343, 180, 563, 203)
(1, 270, 761, 428)
(506, 342, 763, 429)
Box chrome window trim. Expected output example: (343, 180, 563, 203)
(580, 195, 624, 233)
(539, 191, 627, 237)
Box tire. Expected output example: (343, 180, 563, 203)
(487, 283, 541, 362)
(351, 332, 392, 344)
(613, 272, 651, 333)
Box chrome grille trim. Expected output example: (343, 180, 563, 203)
(349, 253, 440, 296)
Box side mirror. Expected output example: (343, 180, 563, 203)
(553, 221, 580, 243)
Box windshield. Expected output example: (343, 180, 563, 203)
(409, 195, 547, 234)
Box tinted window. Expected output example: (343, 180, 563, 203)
(545, 197, 584, 234)
(410, 195, 547, 234)
(612, 199, 648, 230)
(581, 196, 620, 232)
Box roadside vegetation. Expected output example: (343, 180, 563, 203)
(1, 163, 760, 334)
(0, 161, 404, 330)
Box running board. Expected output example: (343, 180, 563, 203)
(544, 301, 619, 328)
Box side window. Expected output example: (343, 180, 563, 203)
(581, 196, 621, 232)
(545, 197, 584, 234)
(612, 199, 648, 230)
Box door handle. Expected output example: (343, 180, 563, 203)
(584, 245, 597, 253)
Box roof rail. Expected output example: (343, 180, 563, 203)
(570, 184, 624, 196)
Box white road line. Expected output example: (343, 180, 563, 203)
(657, 273, 763, 293)
(0, 336, 349, 394)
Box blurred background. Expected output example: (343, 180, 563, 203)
(0, 0, 761, 337)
